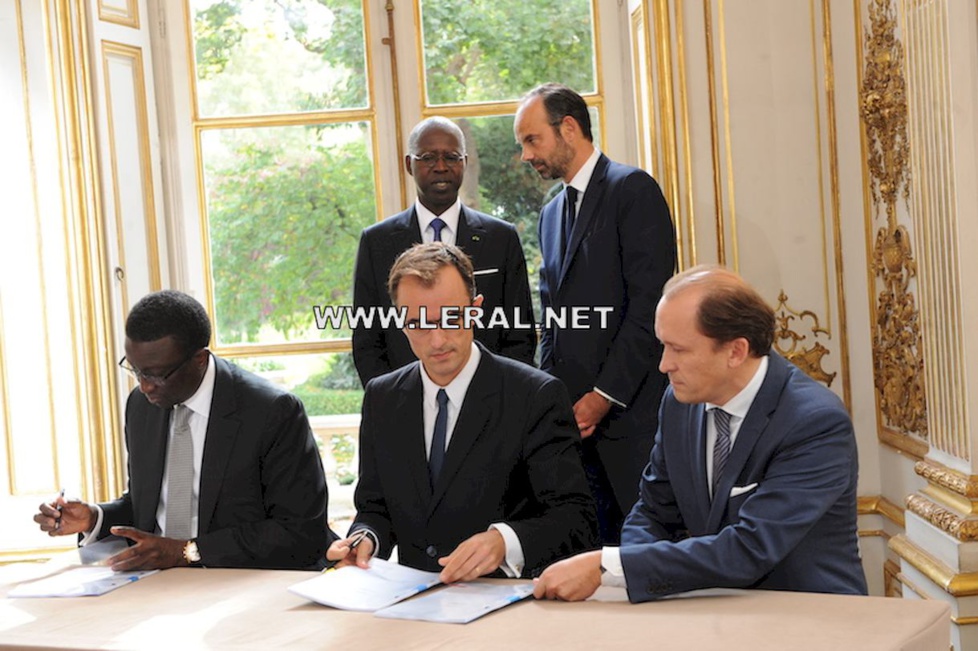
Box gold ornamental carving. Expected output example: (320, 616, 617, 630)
(772, 291, 836, 387)
(915, 460, 978, 499)
(860, 0, 927, 438)
(906, 494, 978, 542)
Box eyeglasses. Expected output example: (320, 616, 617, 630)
(118, 351, 198, 386)
(410, 152, 465, 168)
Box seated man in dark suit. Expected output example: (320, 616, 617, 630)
(329, 243, 596, 582)
(352, 116, 536, 387)
(34, 290, 334, 570)
(533, 265, 868, 601)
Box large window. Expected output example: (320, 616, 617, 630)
(165, 0, 621, 525)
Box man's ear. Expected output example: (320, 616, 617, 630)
(404, 155, 414, 177)
(472, 294, 484, 308)
(727, 338, 751, 367)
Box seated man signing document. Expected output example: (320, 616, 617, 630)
(534, 265, 867, 601)
(34, 290, 333, 570)
(328, 243, 597, 582)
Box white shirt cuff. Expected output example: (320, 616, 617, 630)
(489, 523, 525, 578)
(600, 546, 627, 588)
(78, 504, 104, 547)
(594, 387, 627, 409)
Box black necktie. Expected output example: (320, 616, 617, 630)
(712, 408, 732, 498)
(562, 185, 578, 253)
(429, 389, 449, 487)
(431, 217, 446, 242)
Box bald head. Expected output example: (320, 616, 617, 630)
(407, 117, 466, 156)
(661, 265, 775, 357)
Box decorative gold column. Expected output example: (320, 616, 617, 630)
(862, 0, 978, 643)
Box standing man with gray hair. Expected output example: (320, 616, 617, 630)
(352, 117, 536, 386)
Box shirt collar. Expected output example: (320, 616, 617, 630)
(707, 355, 769, 420)
(419, 342, 481, 410)
(415, 199, 462, 237)
(180, 352, 216, 418)
(566, 148, 601, 195)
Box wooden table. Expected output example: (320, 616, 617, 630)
(0, 566, 949, 650)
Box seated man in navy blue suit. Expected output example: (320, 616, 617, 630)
(534, 265, 867, 601)
(329, 243, 596, 582)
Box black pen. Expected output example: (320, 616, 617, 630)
(55, 488, 65, 531)
(348, 529, 369, 550)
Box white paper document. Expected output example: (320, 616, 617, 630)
(8, 567, 158, 598)
(288, 559, 442, 611)
(374, 581, 534, 624)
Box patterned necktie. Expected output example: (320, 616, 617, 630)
(430, 217, 447, 242)
(712, 408, 732, 498)
(165, 405, 194, 539)
(429, 389, 449, 488)
(562, 185, 579, 253)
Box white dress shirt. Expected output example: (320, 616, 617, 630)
(415, 198, 461, 246)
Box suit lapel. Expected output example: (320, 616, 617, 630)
(137, 405, 170, 532)
(558, 154, 610, 288)
(427, 352, 495, 517)
(541, 200, 563, 294)
(393, 367, 433, 507)
(386, 209, 422, 272)
(705, 354, 786, 531)
(197, 358, 239, 534)
(686, 405, 711, 529)
(456, 206, 486, 262)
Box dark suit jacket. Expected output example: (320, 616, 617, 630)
(538, 154, 676, 512)
(352, 205, 536, 386)
(619, 352, 868, 601)
(98, 356, 334, 569)
(353, 344, 597, 576)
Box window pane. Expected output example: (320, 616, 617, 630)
(420, 0, 596, 106)
(201, 123, 376, 345)
(191, 0, 368, 117)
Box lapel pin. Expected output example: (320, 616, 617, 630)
(472, 235, 480, 241)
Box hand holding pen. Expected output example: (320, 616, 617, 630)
(32, 488, 97, 537)
(325, 529, 375, 569)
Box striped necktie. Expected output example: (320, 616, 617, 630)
(712, 408, 732, 498)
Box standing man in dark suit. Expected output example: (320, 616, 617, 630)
(352, 117, 536, 387)
(329, 244, 596, 581)
(533, 266, 867, 601)
(34, 290, 334, 570)
(514, 83, 677, 544)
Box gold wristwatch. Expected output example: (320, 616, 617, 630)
(183, 539, 201, 565)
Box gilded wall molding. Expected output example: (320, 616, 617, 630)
(859, 0, 927, 440)
(890, 533, 978, 596)
(906, 494, 978, 542)
(773, 291, 836, 387)
(915, 460, 978, 499)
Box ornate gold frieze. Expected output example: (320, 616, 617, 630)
(906, 494, 978, 542)
(860, 0, 927, 438)
(773, 291, 836, 387)
(915, 460, 978, 499)
(890, 533, 978, 596)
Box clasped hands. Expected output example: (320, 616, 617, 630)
(33, 495, 190, 571)
(326, 528, 506, 584)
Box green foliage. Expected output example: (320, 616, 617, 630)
(292, 354, 363, 416)
(206, 127, 375, 343)
(421, 0, 595, 105)
(194, 1, 245, 79)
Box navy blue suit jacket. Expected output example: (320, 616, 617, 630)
(352, 344, 597, 576)
(352, 205, 536, 386)
(619, 352, 868, 600)
(99, 356, 333, 569)
(538, 154, 676, 513)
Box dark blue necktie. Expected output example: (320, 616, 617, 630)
(562, 185, 578, 253)
(712, 408, 732, 498)
(431, 217, 447, 242)
(429, 389, 449, 487)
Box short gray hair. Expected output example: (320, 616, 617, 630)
(407, 117, 466, 155)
